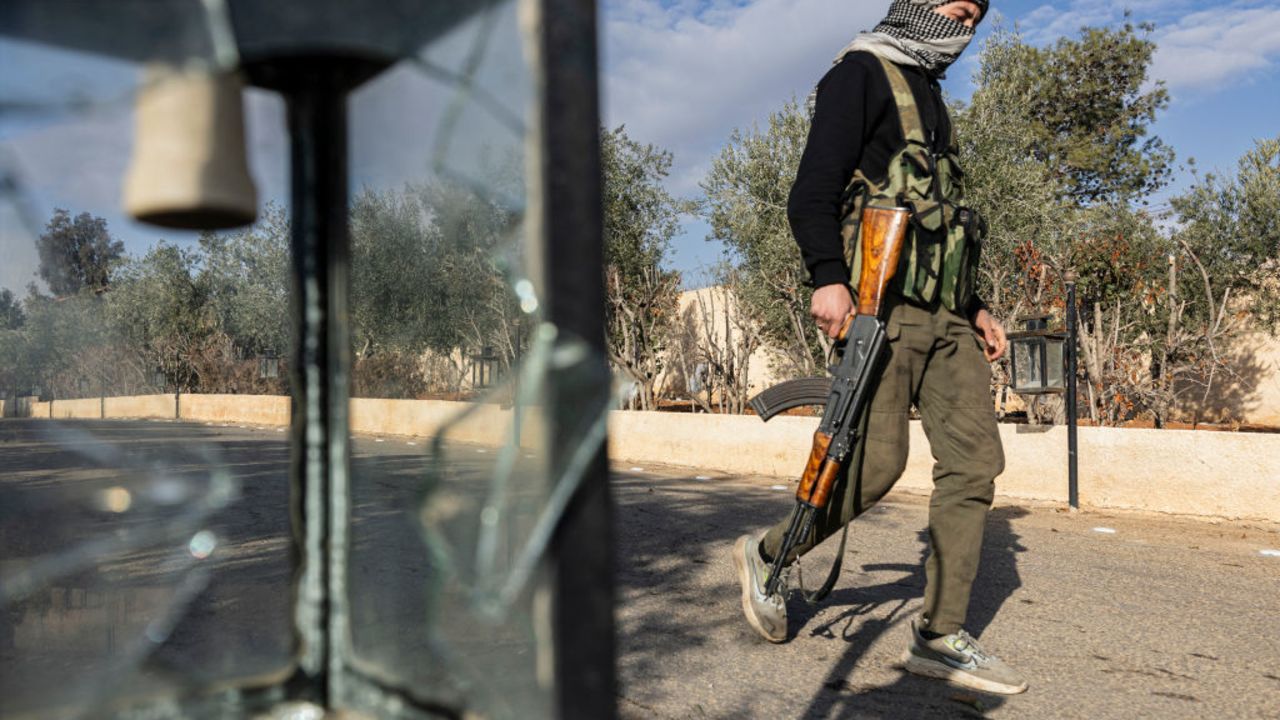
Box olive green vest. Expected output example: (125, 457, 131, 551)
(839, 56, 985, 313)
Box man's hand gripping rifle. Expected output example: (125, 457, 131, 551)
(761, 205, 909, 599)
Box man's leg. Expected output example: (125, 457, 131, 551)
(904, 309, 1026, 694)
(760, 304, 926, 563)
(736, 301, 929, 643)
(915, 309, 1003, 635)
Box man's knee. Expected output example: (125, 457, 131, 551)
(862, 410, 910, 491)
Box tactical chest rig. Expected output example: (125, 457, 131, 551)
(840, 56, 986, 313)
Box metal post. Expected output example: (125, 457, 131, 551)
(281, 66, 354, 706)
(530, 1, 617, 717)
(1065, 270, 1079, 510)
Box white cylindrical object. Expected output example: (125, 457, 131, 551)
(123, 64, 257, 229)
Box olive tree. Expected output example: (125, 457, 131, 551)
(701, 100, 820, 380)
(601, 125, 683, 410)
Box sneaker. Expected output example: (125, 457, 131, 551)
(732, 534, 788, 643)
(902, 619, 1029, 695)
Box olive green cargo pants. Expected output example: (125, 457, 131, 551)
(762, 296, 1004, 635)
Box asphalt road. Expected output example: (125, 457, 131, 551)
(2, 419, 1278, 719)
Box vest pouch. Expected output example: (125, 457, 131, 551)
(939, 207, 985, 312)
(937, 152, 965, 199)
(896, 143, 936, 206)
(836, 56, 983, 310)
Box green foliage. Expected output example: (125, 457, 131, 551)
(417, 176, 524, 361)
(0, 288, 23, 330)
(1171, 136, 1280, 332)
(36, 209, 124, 296)
(974, 24, 1173, 206)
(349, 177, 524, 397)
(351, 189, 448, 355)
(8, 288, 121, 397)
(601, 125, 683, 409)
(701, 100, 820, 378)
(198, 203, 290, 358)
(959, 24, 1205, 425)
(953, 52, 1073, 314)
(602, 126, 682, 281)
(107, 243, 217, 391)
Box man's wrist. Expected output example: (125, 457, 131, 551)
(966, 295, 989, 321)
(810, 259, 850, 289)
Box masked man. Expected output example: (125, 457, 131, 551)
(733, 0, 1028, 695)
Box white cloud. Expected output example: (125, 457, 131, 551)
(1008, 1, 1280, 94)
(1151, 4, 1280, 92)
(1017, 0, 1192, 44)
(601, 0, 884, 195)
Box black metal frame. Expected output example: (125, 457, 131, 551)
(1007, 328, 1068, 396)
(257, 1, 616, 715)
(531, 1, 616, 716)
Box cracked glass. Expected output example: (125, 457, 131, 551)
(3, 0, 609, 718)
(0, 5, 291, 719)
(344, 2, 608, 717)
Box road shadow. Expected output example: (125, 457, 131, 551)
(613, 469, 1029, 719)
(792, 506, 1029, 719)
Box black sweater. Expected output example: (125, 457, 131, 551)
(787, 51, 952, 289)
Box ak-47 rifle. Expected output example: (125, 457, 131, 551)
(757, 205, 909, 599)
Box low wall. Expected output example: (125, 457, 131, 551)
(609, 412, 1280, 523)
(12, 397, 33, 418)
(350, 398, 539, 448)
(12, 394, 1278, 522)
(178, 394, 290, 427)
(104, 394, 176, 419)
(50, 398, 102, 419)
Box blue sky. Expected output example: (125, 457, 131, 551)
(2, 0, 1278, 293)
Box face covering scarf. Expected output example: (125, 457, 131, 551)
(834, 0, 983, 79)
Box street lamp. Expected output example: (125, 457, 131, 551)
(258, 353, 280, 380)
(1008, 314, 1067, 395)
(1006, 270, 1081, 510)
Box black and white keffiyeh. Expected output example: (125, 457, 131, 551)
(834, 0, 986, 79)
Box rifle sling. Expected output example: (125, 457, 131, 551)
(796, 395, 872, 605)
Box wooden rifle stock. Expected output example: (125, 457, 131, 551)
(855, 206, 909, 318)
(795, 430, 832, 505)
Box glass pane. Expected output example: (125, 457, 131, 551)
(1045, 338, 1065, 391)
(0, 19, 294, 717)
(343, 2, 600, 718)
(1028, 341, 1044, 388)
(1010, 340, 1034, 392)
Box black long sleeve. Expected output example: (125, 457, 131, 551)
(787, 51, 951, 289)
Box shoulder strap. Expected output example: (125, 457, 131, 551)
(873, 56, 927, 146)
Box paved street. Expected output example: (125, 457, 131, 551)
(2, 419, 1278, 719)
(613, 468, 1280, 719)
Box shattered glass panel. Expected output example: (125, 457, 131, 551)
(0, 8, 294, 717)
(0, 423, 295, 718)
(4, 0, 608, 717)
(344, 1, 609, 717)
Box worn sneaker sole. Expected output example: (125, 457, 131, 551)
(901, 651, 1029, 695)
(733, 536, 787, 643)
